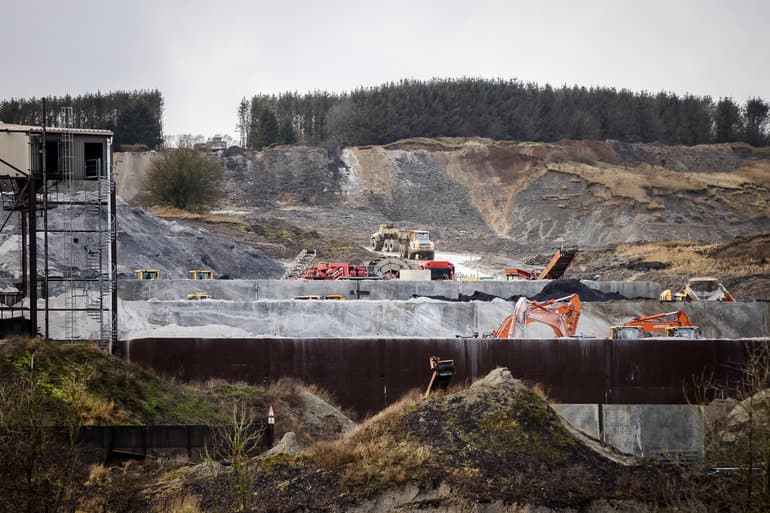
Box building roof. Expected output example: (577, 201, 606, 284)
(0, 122, 112, 137)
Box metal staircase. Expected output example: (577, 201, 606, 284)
(281, 249, 316, 279)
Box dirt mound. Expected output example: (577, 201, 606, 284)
(532, 279, 626, 302)
(178, 368, 669, 513)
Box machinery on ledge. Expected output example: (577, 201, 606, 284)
(659, 277, 735, 302)
(189, 270, 215, 280)
(424, 356, 455, 397)
(610, 310, 701, 340)
(297, 258, 455, 281)
(504, 247, 578, 280)
(491, 293, 581, 339)
(370, 224, 435, 260)
(133, 270, 160, 280)
(300, 263, 368, 280)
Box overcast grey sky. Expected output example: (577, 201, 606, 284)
(2, 0, 768, 139)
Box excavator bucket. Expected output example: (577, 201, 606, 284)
(424, 356, 455, 398)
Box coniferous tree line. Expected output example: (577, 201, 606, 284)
(0, 90, 164, 150)
(238, 78, 769, 149)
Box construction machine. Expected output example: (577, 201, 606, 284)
(504, 247, 578, 280)
(491, 293, 581, 339)
(299, 262, 368, 280)
(609, 310, 701, 340)
(418, 261, 455, 281)
(659, 277, 735, 302)
(424, 356, 455, 397)
(366, 257, 454, 280)
(370, 224, 435, 260)
(133, 269, 160, 280)
(189, 269, 215, 280)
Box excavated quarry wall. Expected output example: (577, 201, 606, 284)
(119, 296, 770, 340)
(118, 279, 662, 301)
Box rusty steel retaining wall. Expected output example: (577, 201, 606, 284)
(118, 337, 768, 418)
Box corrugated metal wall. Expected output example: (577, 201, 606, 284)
(29, 134, 107, 179)
(119, 337, 764, 418)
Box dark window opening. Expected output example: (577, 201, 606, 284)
(84, 143, 104, 178)
(45, 141, 60, 174)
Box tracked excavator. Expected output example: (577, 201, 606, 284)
(609, 310, 700, 340)
(491, 294, 581, 339)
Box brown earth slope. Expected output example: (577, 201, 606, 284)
(214, 139, 770, 254)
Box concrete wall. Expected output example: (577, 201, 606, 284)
(118, 278, 662, 301)
(113, 151, 155, 203)
(120, 297, 770, 340)
(553, 404, 704, 463)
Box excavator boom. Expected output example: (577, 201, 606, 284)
(492, 294, 581, 338)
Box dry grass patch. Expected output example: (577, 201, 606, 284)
(150, 206, 251, 228)
(617, 240, 770, 276)
(157, 495, 202, 513)
(552, 160, 770, 209)
(304, 389, 430, 491)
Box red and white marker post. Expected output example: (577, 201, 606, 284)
(267, 403, 276, 446)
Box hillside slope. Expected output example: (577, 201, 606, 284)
(216, 139, 770, 254)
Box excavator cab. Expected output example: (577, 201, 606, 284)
(609, 326, 647, 339)
(666, 326, 701, 339)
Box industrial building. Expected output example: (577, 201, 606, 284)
(0, 114, 116, 350)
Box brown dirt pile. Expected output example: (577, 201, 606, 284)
(174, 369, 671, 513)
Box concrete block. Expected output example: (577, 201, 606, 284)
(602, 404, 704, 463)
(552, 404, 599, 439)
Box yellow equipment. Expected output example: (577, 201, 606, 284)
(189, 269, 214, 280)
(133, 269, 160, 280)
(660, 277, 735, 302)
(186, 292, 211, 300)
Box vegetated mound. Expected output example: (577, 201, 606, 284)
(0, 339, 353, 444)
(177, 368, 669, 513)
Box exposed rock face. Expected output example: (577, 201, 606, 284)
(211, 139, 770, 252)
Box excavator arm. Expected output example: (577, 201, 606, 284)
(609, 309, 699, 339)
(492, 294, 581, 338)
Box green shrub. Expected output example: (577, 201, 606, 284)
(145, 149, 223, 211)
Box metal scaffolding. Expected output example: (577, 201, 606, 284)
(0, 111, 117, 351)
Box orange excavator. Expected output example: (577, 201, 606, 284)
(491, 294, 581, 338)
(609, 310, 701, 340)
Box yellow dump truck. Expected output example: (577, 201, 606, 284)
(370, 224, 435, 260)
